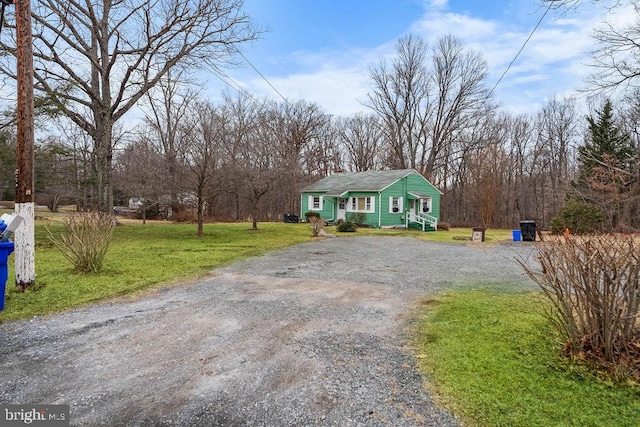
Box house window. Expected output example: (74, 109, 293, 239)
(309, 195, 323, 211)
(389, 196, 403, 213)
(349, 196, 374, 213)
(338, 199, 346, 210)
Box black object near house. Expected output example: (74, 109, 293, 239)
(283, 213, 299, 223)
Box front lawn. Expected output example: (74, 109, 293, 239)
(415, 289, 640, 426)
(1, 221, 313, 322)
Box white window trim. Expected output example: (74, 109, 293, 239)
(308, 195, 323, 211)
(347, 196, 375, 213)
(389, 196, 403, 213)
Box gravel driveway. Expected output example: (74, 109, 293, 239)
(0, 236, 539, 426)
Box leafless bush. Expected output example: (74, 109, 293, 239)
(47, 212, 117, 273)
(520, 234, 640, 380)
(309, 216, 325, 237)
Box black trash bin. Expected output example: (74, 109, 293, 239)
(283, 213, 299, 223)
(519, 220, 537, 242)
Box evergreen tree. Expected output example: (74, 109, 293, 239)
(578, 99, 634, 180)
(570, 99, 637, 231)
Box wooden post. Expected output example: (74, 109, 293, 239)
(14, 0, 35, 290)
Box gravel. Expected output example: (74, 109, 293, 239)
(0, 236, 539, 426)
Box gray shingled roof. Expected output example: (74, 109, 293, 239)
(301, 169, 416, 195)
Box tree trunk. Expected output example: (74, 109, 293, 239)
(94, 117, 114, 213)
(251, 201, 259, 230)
(197, 196, 204, 237)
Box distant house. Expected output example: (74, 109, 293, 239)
(300, 169, 442, 231)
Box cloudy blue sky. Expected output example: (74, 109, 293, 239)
(205, 0, 629, 117)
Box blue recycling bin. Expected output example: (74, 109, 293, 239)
(0, 240, 15, 311)
(512, 230, 521, 241)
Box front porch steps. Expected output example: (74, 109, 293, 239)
(405, 212, 438, 232)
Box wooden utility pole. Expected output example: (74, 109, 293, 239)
(14, 0, 35, 290)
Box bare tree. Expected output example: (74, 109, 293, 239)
(541, 0, 585, 8)
(181, 100, 225, 237)
(586, 1, 640, 92)
(114, 139, 165, 224)
(367, 35, 430, 171)
(544, 0, 640, 92)
(262, 99, 329, 214)
(141, 71, 199, 219)
(38, 119, 96, 211)
(466, 142, 507, 228)
(35, 138, 77, 212)
(0, 131, 16, 201)
(334, 113, 383, 172)
(301, 122, 342, 177)
(541, 0, 625, 10)
(264, 100, 329, 173)
(504, 114, 536, 225)
(533, 97, 579, 224)
(367, 34, 492, 184)
(0, 0, 259, 212)
(427, 35, 492, 184)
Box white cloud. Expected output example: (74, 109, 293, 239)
(429, 0, 448, 9)
(240, 63, 373, 116)
(209, 1, 635, 117)
(406, 2, 614, 113)
(410, 11, 498, 40)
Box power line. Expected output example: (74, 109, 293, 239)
(488, 1, 554, 98)
(209, 69, 275, 115)
(233, 47, 290, 105)
(210, 68, 261, 104)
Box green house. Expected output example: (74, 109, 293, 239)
(300, 169, 442, 231)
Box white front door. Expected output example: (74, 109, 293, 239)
(337, 198, 347, 221)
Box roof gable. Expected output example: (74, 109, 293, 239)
(302, 169, 438, 194)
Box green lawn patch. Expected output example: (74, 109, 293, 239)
(326, 226, 515, 243)
(1, 222, 312, 322)
(415, 289, 640, 427)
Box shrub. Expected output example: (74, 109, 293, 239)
(135, 202, 166, 220)
(550, 199, 604, 234)
(347, 212, 366, 226)
(519, 234, 640, 382)
(309, 216, 325, 237)
(304, 211, 320, 221)
(337, 221, 357, 232)
(437, 222, 450, 231)
(47, 212, 116, 273)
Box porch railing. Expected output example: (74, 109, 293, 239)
(405, 211, 438, 231)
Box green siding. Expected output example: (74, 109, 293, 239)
(379, 180, 404, 227)
(405, 172, 441, 220)
(300, 193, 335, 221)
(343, 192, 378, 227)
(301, 170, 441, 230)
(378, 173, 441, 227)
